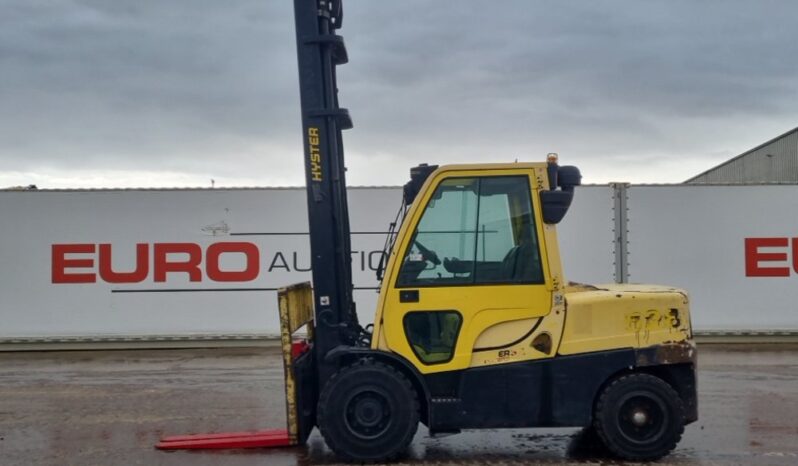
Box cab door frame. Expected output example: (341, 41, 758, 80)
(373, 165, 562, 374)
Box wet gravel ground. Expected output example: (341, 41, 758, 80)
(1, 344, 797, 465)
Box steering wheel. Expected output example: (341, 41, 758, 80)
(413, 240, 441, 265)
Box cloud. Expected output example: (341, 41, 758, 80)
(1, 0, 797, 188)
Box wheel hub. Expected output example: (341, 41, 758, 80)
(354, 398, 384, 426)
(616, 391, 668, 444)
(344, 390, 392, 440)
(631, 409, 649, 427)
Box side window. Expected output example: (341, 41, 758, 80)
(397, 176, 543, 287)
(475, 177, 543, 284)
(404, 311, 462, 364)
(398, 178, 478, 286)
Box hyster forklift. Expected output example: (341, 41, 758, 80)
(158, 0, 697, 462)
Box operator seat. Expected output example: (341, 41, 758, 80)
(500, 223, 540, 282)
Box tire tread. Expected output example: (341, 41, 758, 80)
(593, 372, 685, 462)
(317, 358, 420, 463)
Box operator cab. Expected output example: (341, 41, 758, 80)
(372, 158, 581, 371)
(394, 158, 581, 284)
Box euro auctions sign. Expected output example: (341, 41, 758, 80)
(51, 241, 388, 286)
(745, 237, 798, 277)
(52, 242, 262, 284)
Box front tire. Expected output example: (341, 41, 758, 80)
(317, 359, 420, 463)
(594, 373, 685, 461)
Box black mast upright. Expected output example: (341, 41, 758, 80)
(293, 0, 356, 382)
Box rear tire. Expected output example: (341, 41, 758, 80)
(594, 373, 685, 461)
(317, 359, 419, 463)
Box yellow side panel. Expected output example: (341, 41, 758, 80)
(559, 284, 692, 355)
(469, 290, 566, 367)
(472, 318, 539, 349)
(381, 284, 552, 374)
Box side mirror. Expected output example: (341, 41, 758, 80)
(557, 165, 581, 191)
(540, 165, 581, 224)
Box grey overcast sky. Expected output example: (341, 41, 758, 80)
(2, 0, 797, 188)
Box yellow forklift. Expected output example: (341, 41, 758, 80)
(158, 0, 697, 461)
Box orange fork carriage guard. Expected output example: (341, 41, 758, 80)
(156, 283, 315, 451)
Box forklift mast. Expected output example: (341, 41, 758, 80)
(293, 0, 358, 372)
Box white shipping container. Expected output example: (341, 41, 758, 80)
(1, 184, 796, 341)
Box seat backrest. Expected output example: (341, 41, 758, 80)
(499, 221, 542, 282)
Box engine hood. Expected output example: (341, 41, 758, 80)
(558, 282, 693, 356)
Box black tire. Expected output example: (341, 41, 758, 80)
(593, 373, 685, 461)
(317, 359, 420, 463)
